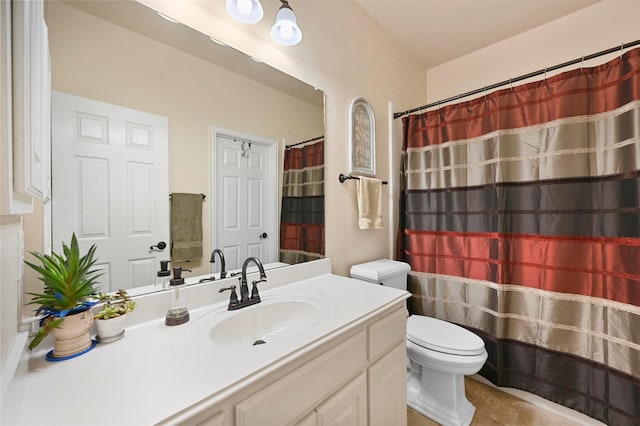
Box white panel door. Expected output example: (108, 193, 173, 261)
(214, 131, 277, 271)
(51, 91, 169, 292)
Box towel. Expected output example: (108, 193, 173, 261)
(356, 177, 383, 230)
(170, 193, 203, 261)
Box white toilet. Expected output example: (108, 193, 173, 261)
(350, 259, 488, 426)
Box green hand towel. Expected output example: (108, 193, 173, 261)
(170, 193, 203, 262)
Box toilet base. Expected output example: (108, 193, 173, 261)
(407, 362, 476, 426)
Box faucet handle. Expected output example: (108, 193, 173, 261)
(250, 279, 266, 301)
(219, 285, 239, 309)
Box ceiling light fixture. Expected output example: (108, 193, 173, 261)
(271, 0, 302, 46)
(226, 0, 264, 24)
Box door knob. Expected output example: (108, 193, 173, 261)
(259, 232, 268, 239)
(150, 241, 167, 250)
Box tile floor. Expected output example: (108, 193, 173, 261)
(407, 377, 581, 426)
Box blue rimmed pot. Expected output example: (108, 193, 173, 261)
(49, 305, 95, 359)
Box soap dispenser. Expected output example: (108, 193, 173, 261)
(165, 267, 190, 326)
(156, 260, 171, 289)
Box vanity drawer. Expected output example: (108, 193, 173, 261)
(368, 306, 406, 361)
(235, 330, 367, 425)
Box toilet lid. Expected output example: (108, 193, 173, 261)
(407, 315, 485, 356)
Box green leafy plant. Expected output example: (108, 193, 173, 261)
(25, 233, 102, 350)
(94, 289, 136, 320)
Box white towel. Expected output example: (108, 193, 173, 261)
(356, 177, 383, 229)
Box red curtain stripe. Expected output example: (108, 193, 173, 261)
(403, 49, 640, 148)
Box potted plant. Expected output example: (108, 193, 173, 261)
(94, 289, 136, 343)
(25, 233, 101, 360)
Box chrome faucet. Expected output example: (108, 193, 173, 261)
(219, 256, 267, 310)
(210, 248, 227, 278)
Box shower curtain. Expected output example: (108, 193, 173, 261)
(400, 47, 640, 424)
(280, 139, 325, 264)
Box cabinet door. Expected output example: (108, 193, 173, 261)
(193, 410, 226, 426)
(296, 411, 317, 426)
(1, 0, 50, 215)
(369, 342, 407, 426)
(316, 373, 367, 426)
(235, 332, 366, 425)
(11, 0, 49, 198)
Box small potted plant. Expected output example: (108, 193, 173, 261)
(25, 233, 101, 360)
(94, 289, 136, 343)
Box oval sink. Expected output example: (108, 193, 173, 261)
(187, 297, 330, 348)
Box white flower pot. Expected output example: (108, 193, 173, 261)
(95, 314, 127, 343)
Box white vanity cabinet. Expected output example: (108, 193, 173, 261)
(181, 304, 407, 426)
(10, 269, 410, 426)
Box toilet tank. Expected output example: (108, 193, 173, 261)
(350, 259, 411, 291)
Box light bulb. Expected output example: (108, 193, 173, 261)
(226, 0, 263, 24)
(237, 0, 252, 15)
(279, 24, 294, 40)
(271, 2, 301, 46)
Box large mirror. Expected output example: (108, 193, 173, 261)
(27, 0, 324, 302)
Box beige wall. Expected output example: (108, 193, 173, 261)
(139, 0, 429, 276)
(426, 0, 640, 105)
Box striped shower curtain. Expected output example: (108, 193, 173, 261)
(400, 48, 640, 424)
(280, 139, 325, 264)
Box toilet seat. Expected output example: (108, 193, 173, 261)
(407, 315, 485, 356)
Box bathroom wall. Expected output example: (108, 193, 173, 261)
(137, 0, 430, 277)
(147, 0, 640, 279)
(426, 0, 640, 105)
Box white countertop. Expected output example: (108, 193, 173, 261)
(10, 272, 408, 425)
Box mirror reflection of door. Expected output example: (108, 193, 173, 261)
(35, 0, 324, 303)
(213, 130, 278, 271)
(51, 91, 170, 292)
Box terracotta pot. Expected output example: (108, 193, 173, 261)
(95, 314, 127, 343)
(50, 308, 94, 358)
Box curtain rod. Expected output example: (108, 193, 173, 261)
(393, 39, 640, 120)
(285, 135, 324, 149)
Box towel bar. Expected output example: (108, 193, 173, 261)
(169, 193, 206, 200)
(339, 173, 387, 185)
